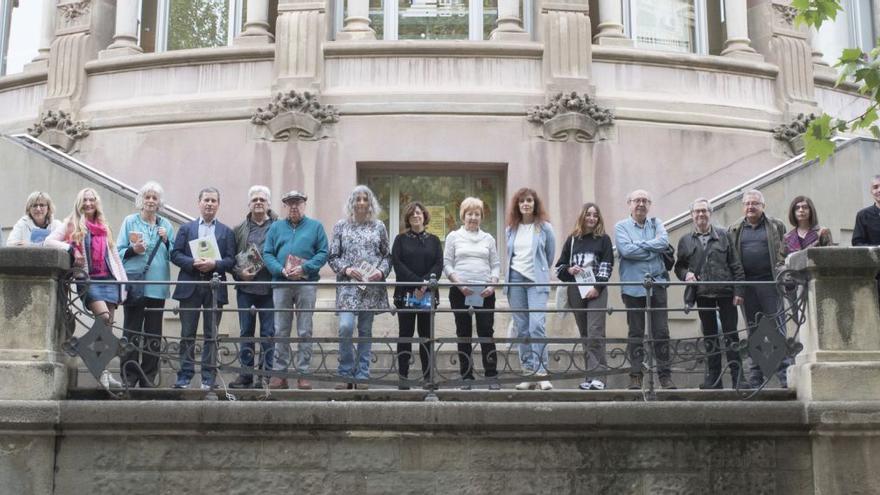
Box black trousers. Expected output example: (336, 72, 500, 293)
(449, 286, 497, 379)
(120, 297, 166, 387)
(622, 287, 671, 378)
(742, 282, 789, 387)
(397, 310, 432, 381)
(696, 296, 741, 387)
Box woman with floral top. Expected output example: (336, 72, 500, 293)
(555, 202, 614, 391)
(328, 185, 391, 389)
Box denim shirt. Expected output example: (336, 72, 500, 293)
(504, 222, 556, 295)
(615, 216, 669, 297)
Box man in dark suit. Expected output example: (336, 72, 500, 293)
(171, 187, 236, 389)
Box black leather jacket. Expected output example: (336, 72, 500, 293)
(674, 225, 745, 298)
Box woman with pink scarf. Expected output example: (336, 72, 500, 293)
(47, 188, 127, 325)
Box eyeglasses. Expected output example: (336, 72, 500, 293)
(629, 198, 651, 205)
(31, 204, 48, 209)
(250, 197, 267, 203)
(742, 201, 763, 207)
(795, 204, 811, 210)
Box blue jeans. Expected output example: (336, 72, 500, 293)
(338, 311, 375, 380)
(272, 285, 317, 373)
(236, 290, 275, 379)
(508, 269, 550, 374)
(177, 288, 222, 385)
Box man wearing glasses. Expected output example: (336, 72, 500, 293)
(615, 189, 676, 390)
(728, 189, 788, 388)
(229, 186, 278, 389)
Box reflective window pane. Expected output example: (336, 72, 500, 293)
(398, 0, 470, 40)
(369, 0, 384, 39)
(631, 0, 696, 53)
(482, 0, 498, 40)
(140, 0, 159, 53)
(167, 0, 230, 50)
(4, 0, 42, 75)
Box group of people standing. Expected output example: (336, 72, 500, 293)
(4, 175, 879, 391)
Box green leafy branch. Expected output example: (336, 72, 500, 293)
(793, 0, 880, 162)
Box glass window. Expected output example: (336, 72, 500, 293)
(360, 171, 503, 251)
(630, 0, 697, 53)
(2, 0, 42, 76)
(167, 0, 231, 50)
(399, 0, 470, 40)
(815, 0, 876, 65)
(338, 0, 509, 40)
(138, 0, 248, 52)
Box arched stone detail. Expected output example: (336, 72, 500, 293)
(251, 90, 339, 141)
(527, 92, 614, 143)
(27, 110, 90, 153)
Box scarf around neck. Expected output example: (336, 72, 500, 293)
(86, 219, 109, 276)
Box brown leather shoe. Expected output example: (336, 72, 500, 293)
(627, 375, 643, 390)
(267, 377, 288, 389)
(334, 383, 352, 390)
(659, 376, 677, 390)
(296, 378, 312, 390)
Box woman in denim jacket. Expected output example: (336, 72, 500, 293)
(504, 188, 556, 390)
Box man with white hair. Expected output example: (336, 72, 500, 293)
(728, 189, 788, 388)
(615, 189, 676, 390)
(229, 186, 278, 388)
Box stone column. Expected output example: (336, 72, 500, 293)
(787, 247, 880, 401)
(336, 0, 375, 40)
(721, 0, 761, 60)
(593, 0, 630, 46)
(541, 0, 593, 94)
(747, 0, 818, 119)
(24, 0, 57, 72)
(273, 0, 326, 91)
(99, 0, 143, 59)
(235, 0, 274, 45)
(490, 0, 529, 41)
(0, 248, 72, 400)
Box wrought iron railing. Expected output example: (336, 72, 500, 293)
(60, 269, 807, 401)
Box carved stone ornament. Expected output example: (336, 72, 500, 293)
(527, 92, 614, 143)
(58, 0, 92, 23)
(772, 3, 798, 27)
(772, 113, 816, 155)
(27, 110, 91, 153)
(251, 90, 339, 140)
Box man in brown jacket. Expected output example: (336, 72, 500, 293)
(728, 189, 788, 388)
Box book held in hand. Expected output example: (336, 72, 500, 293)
(574, 267, 596, 299)
(356, 260, 378, 290)
(235, 243, 264, 276)
(29, 228, 50, 245)
(189, 234, 222, 261)
(128, 231, 144, 244)
(464, 282, 486, 307)
(284, 254, 305, 276)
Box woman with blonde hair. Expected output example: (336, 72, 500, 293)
(504, 188, 556, 391)
(47, 188, 127, 326)
(444, 196, 501, 389)
(7, 191, 63, 246)
(554, 202, 614, 391)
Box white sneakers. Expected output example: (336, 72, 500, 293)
(538, 380, 553, 390)
(99, 370, 122, 389)
(578, 379, 606, 391)
(515, 377, 554, 390)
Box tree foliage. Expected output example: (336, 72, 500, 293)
(793, 0, 880, 162)
(167, 0, 229, 51)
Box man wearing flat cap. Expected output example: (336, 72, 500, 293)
(262, 190, 328, 389)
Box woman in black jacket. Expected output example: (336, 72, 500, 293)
(555, 202, 614, 391)
(391, 202, 443, 389)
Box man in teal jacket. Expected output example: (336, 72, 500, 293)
(262, 190, 328, 389)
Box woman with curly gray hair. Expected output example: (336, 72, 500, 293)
(116, 181, 175, 387)
(328, 185, 391, 389)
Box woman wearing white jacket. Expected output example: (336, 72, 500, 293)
(7, 191, 63, 246)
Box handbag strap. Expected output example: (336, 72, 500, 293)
(140, 228, 163, 276)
